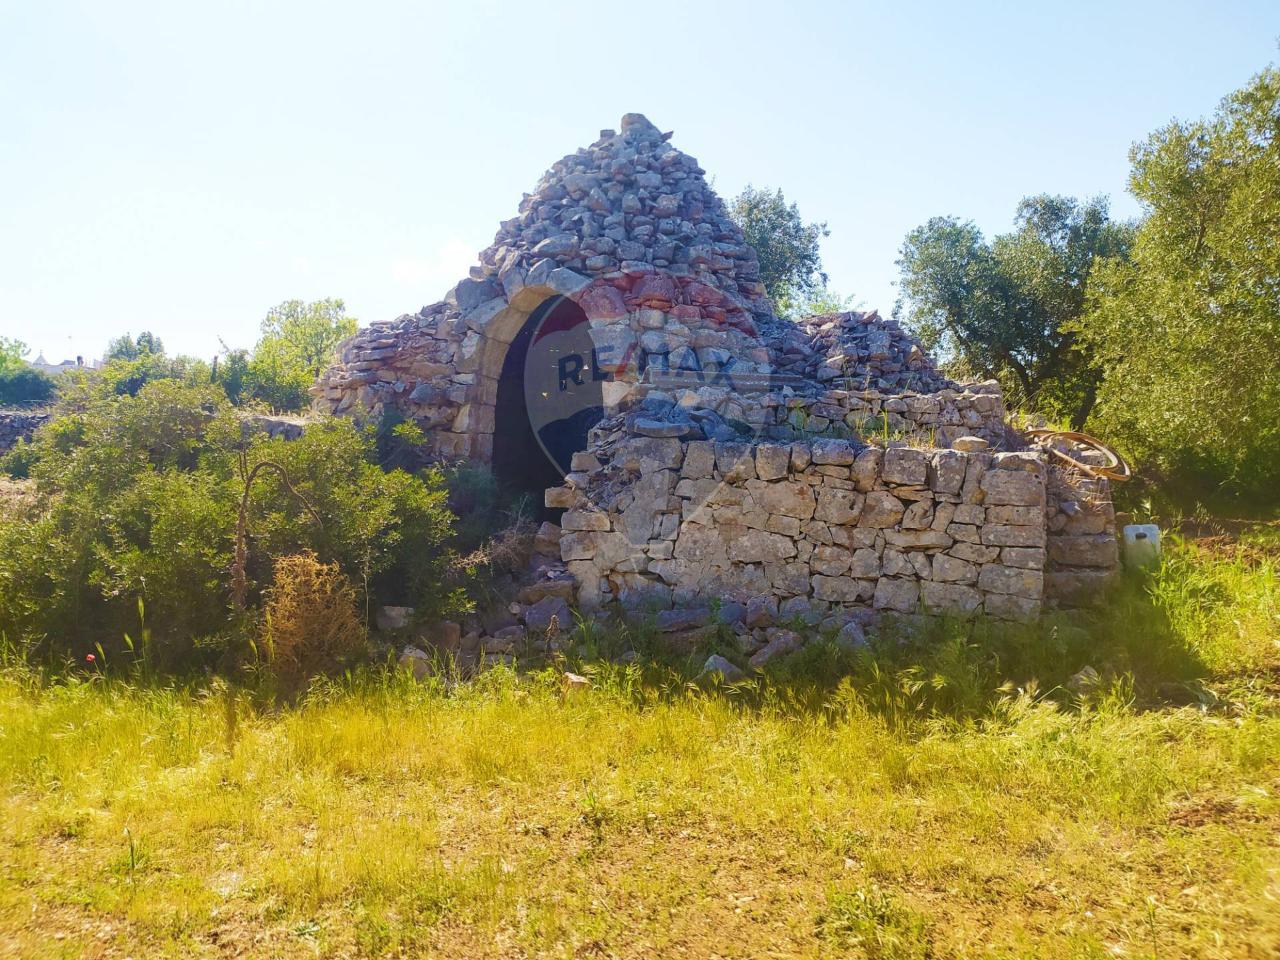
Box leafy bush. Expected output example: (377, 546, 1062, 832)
(264, 551, 366, 685)
(245, 299, 356, 411)
(0, 378, 456, 668)
(0, 366, 56, 406)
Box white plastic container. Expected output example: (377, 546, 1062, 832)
(1122, 524, 1162, 570)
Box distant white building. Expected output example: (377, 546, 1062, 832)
(30, 353, 99, 376)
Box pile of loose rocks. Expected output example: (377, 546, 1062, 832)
(766, 309, 956, 394)
(0, 410, 50, 454)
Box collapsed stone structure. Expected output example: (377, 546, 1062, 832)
(315, 114, 1119, 639)
(0, 411, 51, 454)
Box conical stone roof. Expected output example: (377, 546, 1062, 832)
(312, 113, 955, 463)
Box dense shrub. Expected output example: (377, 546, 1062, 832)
(0, 367, 56, 406)
(0, 378, 456, 668)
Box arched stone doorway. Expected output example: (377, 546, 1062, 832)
(491, 295, 603, 504)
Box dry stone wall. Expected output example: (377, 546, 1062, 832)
(548, 422, 1053, 623)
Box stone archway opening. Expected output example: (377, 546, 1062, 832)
(491, 295, 603, 511)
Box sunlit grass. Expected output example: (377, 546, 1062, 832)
(1, 541, 1277, 958)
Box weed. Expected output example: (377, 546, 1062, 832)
(817, 885, 933, 959)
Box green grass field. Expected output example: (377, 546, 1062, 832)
(2, 537, 1277, 959)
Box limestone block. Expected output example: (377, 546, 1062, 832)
(790, 442, 812, 471)
(561, 510, 611, 532)
(984, 593, 1041, 622)
(991, 451, 1045, 476)
(533, 522, 563, 557)
(675, 477, 717, 502)
(1048, 534, 1119, 568)
(812, 439, 858, 466)
(978, 564, 1044, 598)
(748, 629, 804, 669)
(981, 523, 1046, 548)
(765, 514, 802, 537)
(754, 443, 791, 481)
(932, 554, 978, 583)
(948, 542, 1000, 564)
(930, 501, 958, 532)
(985, 505, 1043, 525)
(901, 499, 935, 530)
(749, 479, 816, 520)
(681, 440, 716, 480)
(1046, 568, 1118, 605)
(451, 403, 495, 434)
(859, 491, 905, 528)
(545, 486, 579, 509)
(811, 545, 850, 577)
(882, 548, 911, 577)
(909, 552, 933, 579)
(849, 547, 882, 579)
(813, 575, 869, 603)
(461, 297, 507, 333)
(873, 577, 920, 613)
(803, 519, 835, 544)
(745, 595, 778, 628)
(851, 448, 883, 492)
(847, 527, 878, 549)
(621, 437, 685, 472)
(715, 442, 756, 482)
(728, 529, 797, 564)
(673, 523, 731, 564)
(1060, 510, 1112, 535)
(766, 561, 811, 595)
(646, 539, 674, 560)
(815, 487, 864, 525)
(980, 470, 1045, 507)
(884, 529, 953, 551)
(953, 503, 985, 526)
(616, 575, 673, 612)
(883, 447, 929, 485)
(952, 436, 989, 452)
(571, 451, 602, 472)
(920, 581, 983, 616)
(961, 454, 989, 501)
(929, 449, 967, 495)
(1001, 547, 1046, 570)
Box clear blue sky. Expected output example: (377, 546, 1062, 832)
(2, 1, 1276, 363)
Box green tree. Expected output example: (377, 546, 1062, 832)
(895, 196, 1132, 426)
(212, 346, 252, 404)
(248, 298, 357, 411)
(0, 338, 56, 406)
(0, 337, 29, 376)
(105, 331, 165, 361)
(1075, 66, 1280, 504)
(729, 186, 829, 313)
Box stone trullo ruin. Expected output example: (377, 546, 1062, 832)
(314, 113, 1119, 649)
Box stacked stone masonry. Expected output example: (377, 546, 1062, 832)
(313, 113, 1122, 621)
(548, 426, 1110, 622)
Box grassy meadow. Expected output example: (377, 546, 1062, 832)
(1, 535, 1278, 959)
